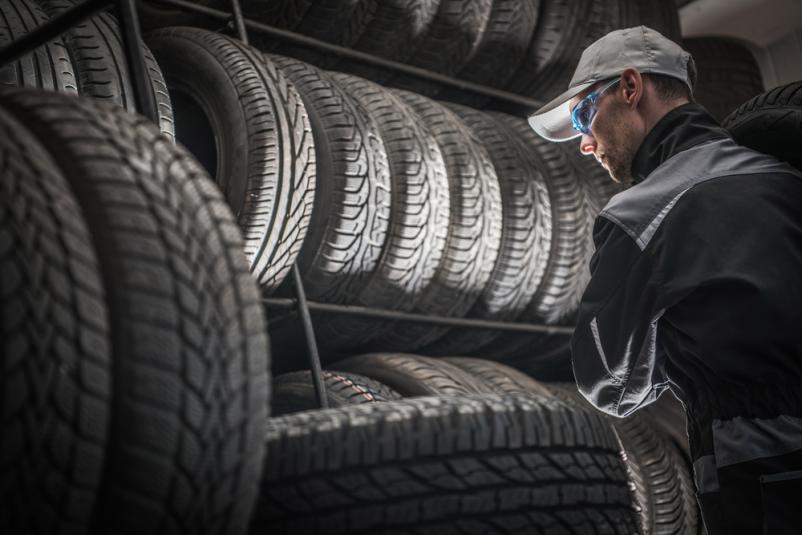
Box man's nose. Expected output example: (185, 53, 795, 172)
(580, 133, 596, 155)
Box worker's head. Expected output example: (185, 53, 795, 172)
(528, 26, 696, 185)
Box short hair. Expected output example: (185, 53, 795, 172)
(645, 57, 697, 102)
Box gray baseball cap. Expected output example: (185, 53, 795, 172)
(528, 25, 694, 142)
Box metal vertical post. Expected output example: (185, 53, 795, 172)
(116, 0, 159, 122)
(229, 0, 249, 45)
(225, 0, 327, 408)
(291, 264, 329, 409)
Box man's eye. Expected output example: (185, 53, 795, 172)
(577, 104, 591, 126)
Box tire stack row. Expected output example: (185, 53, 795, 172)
(268, 354, 700, 534)
(139, 0, 681, 107)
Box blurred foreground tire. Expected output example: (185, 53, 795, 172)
(254, 395, 638, 534)
(0, 104, 109, 534)
(1, 90, 270, 535)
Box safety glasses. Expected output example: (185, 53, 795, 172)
(570, 78, 620, 135)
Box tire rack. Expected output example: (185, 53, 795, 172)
(0, 0, 576, 411)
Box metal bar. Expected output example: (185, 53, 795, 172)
(146, 0, 542, 109)
(290, 264, 328, 409)
(263, 298, 575, 336)
(0, 0, 113, 66)
(228, 0, 249, 45)
(116, 0, 159, 123)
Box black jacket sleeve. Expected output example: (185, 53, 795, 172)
(570, 215, 671, 417)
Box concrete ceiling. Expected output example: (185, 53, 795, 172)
(678, 0, 802, 47)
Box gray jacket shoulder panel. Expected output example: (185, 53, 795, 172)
(600, 138, 802, 250)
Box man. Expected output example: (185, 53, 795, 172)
(528, 26, 802, 534)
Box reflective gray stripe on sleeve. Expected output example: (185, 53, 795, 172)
(590, 317, 625, 384)
(693, 454, 719, 494)
(601, 138, 802, 250)
(615, 309, 666, 416)
(712, 414, 802, 468)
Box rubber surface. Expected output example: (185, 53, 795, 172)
(271, 369, 402, 415)
(39, 0, 175, 140)
(332, 353, 494, 396)
(323, 73, 450, 350)
(387, 0, 494, 95)
(0, 0, 78, 93)
(544, 383, 698, 535)
(723, 81, 802, 171)
(422, 106, 551, 355)
(0, 106, 109, 535)
(376, 90, 502, 350)
(1, 90, 270, 535)
(438, 0, 539, 105)
(147, 28, 316, 292)
(270, 55, 392, 303)
(445, 357, 554, 397)
(684, 37, 765, 122)
(254, 395, 638, 534)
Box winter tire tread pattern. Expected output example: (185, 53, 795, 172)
(254, 395, 639, 534)
(1, 90, 269, 535)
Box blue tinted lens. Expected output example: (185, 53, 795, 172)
(571, 99, 594, 134)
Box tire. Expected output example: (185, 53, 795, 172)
(420, 106, 551, 355)
(684, 37, 765, 123)
(1, 90, 270, 535)
(253, 395, 639, 534)
(0, 0, 78, 93)
(722, 81, 802, 172)
(269, 55, 392, 303)
(503, 0, 595, 104)
(332, 353, 494, 396)
(271, 370, 402, 415)
(333, 0, 441, 84)
(444, 357, 554, 397)
(39, 0, 175, 140)
(437, 0, 540, 105)
(249, 0, 378, 68)
(146, 28, 316, 292)
(544, 383, 697, 535)
(322, 73, 449, 350)
(386, 0, 495, 95)
(0, 107, 109, 534)
(376, 90, 502, 351)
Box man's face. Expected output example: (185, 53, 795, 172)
(570, 80, 641, 186)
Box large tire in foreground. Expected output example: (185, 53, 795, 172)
(333, 353, 494, 396)
(684, 37, 764, 123)
(722, 81, 802, 171)
(544, 384, 698, 535)
(0, 107, 110, 534)
(271, 370, 402, 415)
(1, 90, 270, 535)
(253, 395, 638, 534)
(0, 0, 78, 93)
(39, 0, 175, 139)
(147, 28, 316, 292)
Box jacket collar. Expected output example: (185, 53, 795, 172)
(631, 102, 730, 185)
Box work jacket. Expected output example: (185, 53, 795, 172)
(571, 103, 802, 488)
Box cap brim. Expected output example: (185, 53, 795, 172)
(527, 80, 596, 142)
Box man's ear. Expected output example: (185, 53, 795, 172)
(620, 68, 643, 108)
